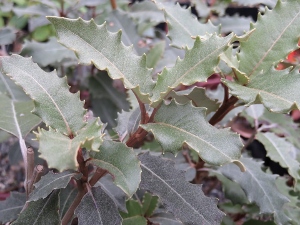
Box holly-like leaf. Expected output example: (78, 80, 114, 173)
(12, 190, 60, 225)
(20, 37, 76, 67)
(29, 170, 82, 202)
(219, 157, 290, 225)
(139, 152, 225, 225)
(223, 67, 300, 113)
(256, 132, 300, 181)
(0, 94, 41, 138)
(0, 55, 86, 135)
(59, 184, 78, 218)
(237, 0, 300, 78)
(142, 101, 244, 168)
(0, 192, 26, 224)
(75, 186, 122, 225)
(150, 33, 234, 107)
(157, 2, 219, 49)
(166, 87, 220, 114)
(47, 16, 154, 104)
(89, 140, 141, 197)
(36, 118, 104, 171)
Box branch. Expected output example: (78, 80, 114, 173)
(209, 96, 238, 126)
(110, 0, 117, 10)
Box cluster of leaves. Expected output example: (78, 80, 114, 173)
(0, 0, 300, 224)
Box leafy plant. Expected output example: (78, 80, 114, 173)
(0, 0, 300, 224)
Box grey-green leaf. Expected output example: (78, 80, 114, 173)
(47, 16, 154, 104)
(141, 101, 244, 168)
(75, 186, 122, 225)
(158, 2, 219, 49)
(29, 170, 82, 202)
(223, 67, 300, 113)
(0, 192, 26, 224)
(89, 140, 141, 197)
(20, 37, 76, 67)
(238, 0, 300, 78)
(166, 87, 220, 114)
(219, 157, 290, 225)
(0, 94, 41, 138)
(12, 190, 60, 225)
(256, 132, 300, 181)
(139, 152, 225, 225)
(0, 55, 86, 135)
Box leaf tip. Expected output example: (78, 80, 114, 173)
(232, 160, 246, 172)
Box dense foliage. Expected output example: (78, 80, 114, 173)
(0, 0, 300, 224)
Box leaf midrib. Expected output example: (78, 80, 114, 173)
(141, 163, 209, 224)
(150, 122, 232, 161)
(248, 8, 300, 77)
(5, 61, 71, 134)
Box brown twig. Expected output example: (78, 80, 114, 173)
(209, 96, 238, 126)
(134, 92, 147, 124)
(110, 0, 117, 10)
(89, 168, 107, 187)
(27, 165, 44, 195)
(26, 147, 35, 197)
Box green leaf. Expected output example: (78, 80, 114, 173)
(149, 212, 183, 225)
(75, 186, 122, 225)
(233, 0, 277, 7)
(47, 16, 154, 104)
(158, 2, 219, 49)
(139, 152, 225, 225)
(0, 94, 41, 138)
(36, 118, 104, 171)
(141, 192, 158, 217)
(123, 216, 147, 225)
(223, 67, 300, 113)
(12, 190, 60, 225)
(20, 37, 76, 67)
(120, 199, 142, 218)
(0, 192, 26, 224)
(220, 157, 290, 225)
(141, 101, 244, 168)
(150, 33, 234, 107)
(59, 184, 78, 218)
(166, 87, 220, 114)
(90, 140, 141, 197)
(0, 55, 86, 135)
(256, 132, 300, 181)
(29, 170, 82, 202)
(146, 41, 165, 69)
(237, 0, 300, 78)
